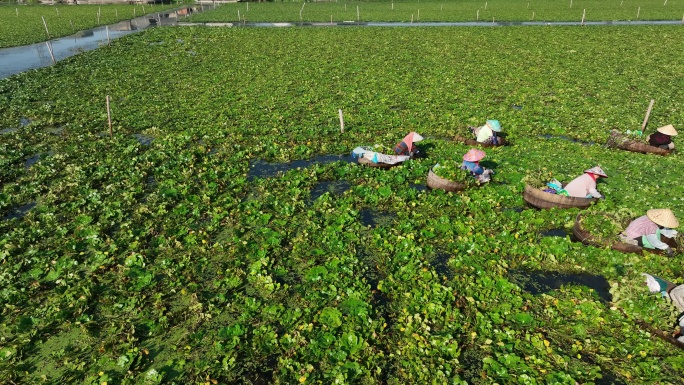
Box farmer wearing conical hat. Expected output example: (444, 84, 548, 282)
(621, 209, 679, 256)
(564, 166, 607, 199)
(393, 132, 424, 157)
(471, 119, 502, 145)
(648, 124, 677, 150)
(460, 148, 494, 183)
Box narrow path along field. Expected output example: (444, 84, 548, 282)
(1, 25, 684, 383)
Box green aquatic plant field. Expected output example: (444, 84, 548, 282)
(1, 26, 684, 384)
(0, 3, 183, 48)
(187, 0, 684, 23)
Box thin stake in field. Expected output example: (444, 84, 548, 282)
(300, 3, 305, 22)
(16, 7, 18, 17)
(338, 109, 345, 133)
(581, 9, 586, 25)
(45, 42, 56, 64)
(663, 0, 668, 5)
(532, 11, 535, 20)
(238, 9, 240, 21)
(637, 6, 641, 19)
(246, 2, 249, 11)
(477, 9, 479, 20)
(485, 1, 488, 9)
(357, 5, 360, 22)
(570, 0, 573, 7)
(97, 7, 101, 25)
(417, 9, 420, 21)
(106, 26, 110, 45)
(411, 14, 414, 23)
(42, 16, 51, 39)
(641, 99, 655, 133)
(56, 8, 59, 16)
(106, 95, 113, 139)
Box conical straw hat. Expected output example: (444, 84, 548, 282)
(412, 133, 424, 142)
(486, 120, 502, 132)
(584, 165, 607, 178)
(463, 148, 485, 162)
(647, 209, 679, 228)
(657, 124, 678, 136)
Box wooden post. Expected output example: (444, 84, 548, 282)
(106, 26, 110, 45)
(417, 9, 420, 21)
(106, 95, 113, 139)
(641, 99, 655, 133)
(16, 7, 18, 17)
(357, 5, 359, 21)
(570, 0, 573, 7)
(411, 14, 414, 23)
(299, 3, 304, 21)
(485, 1, 488, 9)
(532, 11, 535, 19)
(338, 109, 345, 133)
(45, 42, 56, 64)
(581, 9, 586, 25)
(477, 9, 479, 20)
(42, 16, 51, 39)
(238, 9, 240, 21)
(56, 8, 59, 16)
(637, 6, 640, 19)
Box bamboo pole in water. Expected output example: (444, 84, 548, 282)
(106, 95, 113, 139)
(641, 99, 656, 133)
(45, 42, 56, 64)
(42, 16, 51, 39)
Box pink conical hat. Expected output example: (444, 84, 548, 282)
(463, 148, 486, 162)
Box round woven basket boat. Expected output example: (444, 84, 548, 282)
(454, 135, 506, 148)
(523, 185, 597, 210)
(605, 130, 672, 156)
(357, 156, 397, 169)
(573, 213, 677, 255)
(426, 169, 468, 192)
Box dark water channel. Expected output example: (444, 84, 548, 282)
(309, 180, 351, 202)
(509, 269, 611, 303)
(247, 155, 355, 180)
(2, 202, 36, 221)
(541, 228, 569, 238)
(359, 209, 396, 227)
(0, 7, 199, 79)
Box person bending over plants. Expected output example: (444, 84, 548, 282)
(642, 273, 684, 342)
(469, 119, 503, 145)
(461, 148, 494, 183)
(620, 209, 679, 257)
(393, 132, 424, 157)
(648, 124, 678, 150)
(564, 165, 607, 199)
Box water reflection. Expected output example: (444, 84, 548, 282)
(0, 7, 198, 80)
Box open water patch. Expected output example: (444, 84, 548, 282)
(309, 180, 351, 202)
(133, 134, 155, 146)
(359, 209, 396, 227)
(409, 183, 427, 192)
(248, 154, 355, 181)
(2, 202, 37, 221)
(509, 269, 611, 303)
(541, 228, 569, 238)
(431, 252, 454, 280)
(25, 154, 42, 169)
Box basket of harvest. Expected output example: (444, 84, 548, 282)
(605, 129, 672, 156)
(427, 162, 479, 192)
(521, 168, 598, 210)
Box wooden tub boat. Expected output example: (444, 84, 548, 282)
(523, 185, 597, 210)
(454, 135, 506, 148)
(606, 130, 672, 156)
(357, 156, 398, 169)
(573, 213, 677, 255)
(426, 169, 468, 192)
